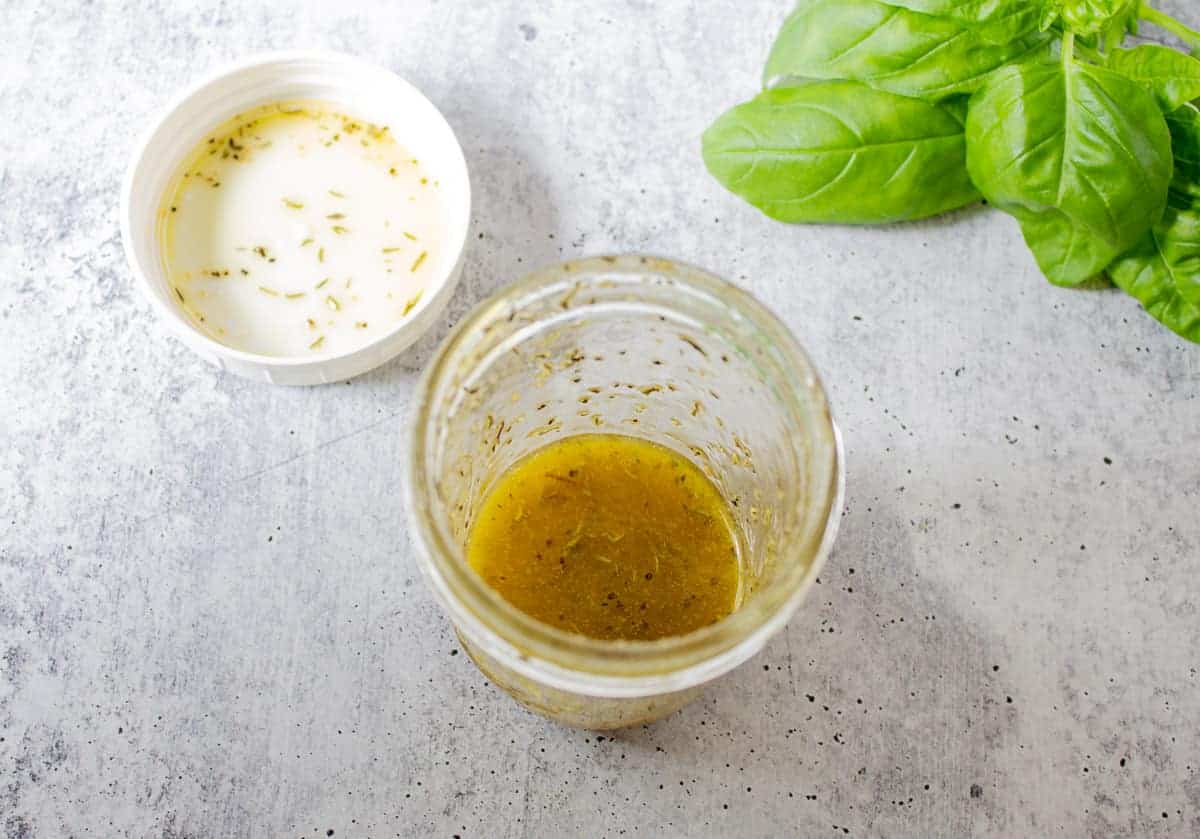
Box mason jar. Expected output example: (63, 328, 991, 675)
(403, 255, 843, 729)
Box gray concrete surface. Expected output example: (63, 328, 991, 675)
(3, 1, 1200, 836)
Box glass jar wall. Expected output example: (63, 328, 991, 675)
(404, 255, 843, 729)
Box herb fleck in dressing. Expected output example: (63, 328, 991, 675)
(160, 100, 443, 356)
(466, 434, 742, 641)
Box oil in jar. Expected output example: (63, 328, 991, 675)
(465, 434, 741, 641)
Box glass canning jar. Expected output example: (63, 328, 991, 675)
(404, 255, 843, 729)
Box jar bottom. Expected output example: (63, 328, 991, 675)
(456, 630, 705, 730)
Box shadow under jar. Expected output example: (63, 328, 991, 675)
(404, 255, 844, 729)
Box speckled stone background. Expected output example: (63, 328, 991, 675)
(3, 1, 1200, 837)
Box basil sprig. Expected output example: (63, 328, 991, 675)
(703, 0, 1200, 342)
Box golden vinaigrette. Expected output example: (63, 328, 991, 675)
(466, 435, 741, 641)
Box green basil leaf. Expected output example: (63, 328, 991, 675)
(763, 0, 1053, 101)
(1156, 208, 1200, 306)
(1016, 212, 1118, 287)
(1107, 45, 1200, 113)
(1109, 206, 1200, 341)
(881, 0, 1044, 44)
(702, 82, 980, 224)
(1166, 103, 1200, 203)
(965, 59, 1173, 285)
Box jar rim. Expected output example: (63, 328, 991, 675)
(403, 255, 844, 697)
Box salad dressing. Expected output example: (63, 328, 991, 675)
(466, 434, 742, 641)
